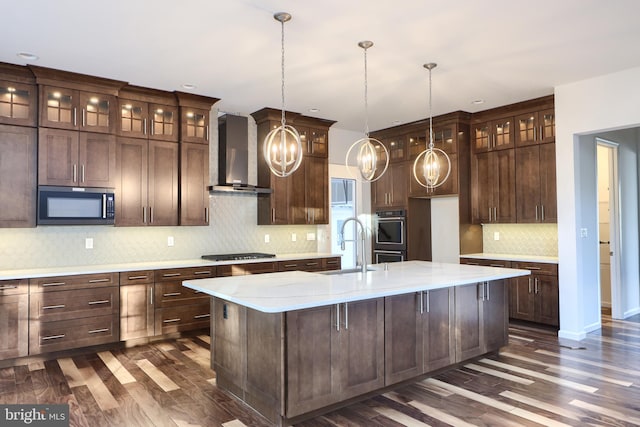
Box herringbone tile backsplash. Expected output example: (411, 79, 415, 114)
(482, 223, 558, 256)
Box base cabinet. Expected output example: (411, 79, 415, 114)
(0, 280, 29, 359)
(212, 280, 507, 426)
(384, 288, 455, 385)
(510, 262, 559, 326)
(454, 280, 508, 361)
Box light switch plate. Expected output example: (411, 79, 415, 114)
(85, 238, 93, 249)
(291, 233, 297, 242)
(580, 228, 588, 238)
(306, 232, 316, 241)
(264, 234, 270, 243)
(493, 232, 500, 241)
(167, 236, 174, 247)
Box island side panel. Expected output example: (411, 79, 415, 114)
(482, 279, 509, 351)
(245, 308, 284, 423)
(212, 298, 246, 399)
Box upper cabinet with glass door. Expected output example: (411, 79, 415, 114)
(29, 65, 125, 134)
(515, 108, 555, 147)
(471, 117, 514, 153)
(175, 92, 219, 144)
(118, 86, 179, 142)
(0, 64, 37, 127)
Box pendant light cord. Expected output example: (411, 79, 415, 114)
(280, 18, 286, 128)
(363, 46, 369, 137)
(428, 66, 434, 150)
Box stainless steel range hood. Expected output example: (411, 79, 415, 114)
(210, 114, 272, 194)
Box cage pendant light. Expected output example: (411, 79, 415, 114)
(412, 63, 451, 190)
(345, 41, 389, 182)
(263, 12, 303, 178)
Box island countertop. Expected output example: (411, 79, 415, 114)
(182, 260, 531, 313)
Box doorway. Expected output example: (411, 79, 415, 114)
(596, 139, 622, 319)
(331, 177, 357, 269)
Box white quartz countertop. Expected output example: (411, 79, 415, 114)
(182, 260, 531, 313)
(460, 253, 558, 264)
(0, 253, 340, 281)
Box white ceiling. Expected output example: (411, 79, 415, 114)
(3, 0, 640, 132)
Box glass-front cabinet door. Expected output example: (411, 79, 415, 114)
(0, 81, 36, 127)
(40, 85, 115, 133)
(149, 104, 178, 141)
(181, 107, 209, 144)
(515, 109, 555, 147)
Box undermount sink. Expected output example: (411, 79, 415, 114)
(321, 267, 377, 275)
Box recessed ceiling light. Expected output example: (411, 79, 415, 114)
(471, 99, 485, 105)
(16, 52, 39, 61)
(181, 83, 196, 90)
(308, 108, 320, 113)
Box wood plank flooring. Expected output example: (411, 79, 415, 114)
(1, 317, 640, 426)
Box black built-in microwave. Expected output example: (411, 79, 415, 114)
(37, 186, 115, 225)
(374, 209, 406, 250)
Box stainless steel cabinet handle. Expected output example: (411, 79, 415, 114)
(143, 206, 147, 224)
(88, 328, 109, 334)
(534, 278, 540, 294)
(43, 304, 65, 310)
(335, 304, 340, 331)
(82, 108, 86, 127)
(0, 285, 18, 290)
(81, 164, 85, 183)
(524, 266, 541, 271)
(533, 127, 536, 141)
(163, 318, 181, 324)
(344, 303, 349, 330)
(127, 275, 149, 280)
(206, 125, 209, 142)
(151, 119, 155, 135)
(494, 207, 497, 222)
(42, 334, 65, 341)
(536, 205, 539, 221)
(488, 208, 492, 222)
(42, 282, 66, 287)
(73, 107, 77, 127)
(89, 278, 110, 283)
(205, 207, 209, 223)
(194, 270, 212, 275)
(528, 277, 533, 293)
(73, 164, 77, 183)
(150, 287, 154, 305)
(163, 273, 181, 278)
(163, 292, 181, 297)
(425, 290, 430, 313)
(88, 300, 110, 305)
(143, 118, 147, 135)
(194, 314, 210, 319)
(541, 205, 545, 221)
(485, 282, 490, 300)
(150, 207, 154, 224)
(418, 292, 424, 314)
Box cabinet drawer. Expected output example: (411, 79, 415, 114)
(155, 301, 210, 335)
(460, 258, 512, 268)
(30, 286, 119, 322)
(30, 314, 119, 355)
(154, 266, 216, 282)
(218, 262, 276, 276)
(120, 270, 154, 285)
(323, 257, 341, 271)
(278, 259, 322, 272)
(30, 272, 118, 293)
(154, 281, 209, 308)
(511, 261, 557, 276)
(0, 279, 28, 296)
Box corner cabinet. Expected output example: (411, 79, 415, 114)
(251, 108, 335, 225)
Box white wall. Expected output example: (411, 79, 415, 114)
(430, 197, 460, 263)
(555, 66, 640, 340)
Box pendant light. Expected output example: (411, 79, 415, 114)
(263, 12, 303, 178)
(345, 41, 389, 182)
(412, 63, 451, 190)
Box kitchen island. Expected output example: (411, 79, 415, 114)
(183, 260, 530, 426)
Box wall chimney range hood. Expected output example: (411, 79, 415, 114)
(210, 114, 272, 194)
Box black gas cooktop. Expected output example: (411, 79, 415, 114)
(201, 252, 276, 262)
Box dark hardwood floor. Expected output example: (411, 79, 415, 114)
(2, 316, 640, 426)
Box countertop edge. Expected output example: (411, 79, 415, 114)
(460, 253, 558, 264)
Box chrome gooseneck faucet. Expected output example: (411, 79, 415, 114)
(340, 217, 368, 273)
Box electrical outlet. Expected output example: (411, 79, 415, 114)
(306, 232, 316, 241)
(291, 233, 297, 242)
(264, 234, 270, 243)
(85, 238, 93, 249)
(493, 232, 500, 241)
(580, 228, 588, 238)
(167, 236, 174, 247)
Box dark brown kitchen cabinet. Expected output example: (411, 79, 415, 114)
(180, 142, 210, 225)
(0, 125, 36, 228)
(38, 128, 117, 188)
(0, 280, 29, 360)
(153, 267, 215, 335)
(118, 86, 179, 142)
(175, 92, 219, 145)
(515, 142, 557, 223)
(515, 108, 555, 147)
(217, 262, 277, 276)
(372, 161, 408, 209)
(455, 280, 508, 361)
(471, 117, 514, 153)
(384, 287, 455, 385)
(116, 137, 178, 226)
(29, 273, 120, 355)
(277, 258, 324, 272)
(38, 85, 117, 134)
(252, 108, 334, 225)
(409, 153, 459, 198)
(0, 79, 37, 127)
(472, 149, 516, 224)
(119, 270, 155, 341)
(510, 262, 559, 326)
(286, 298, 385, 417)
